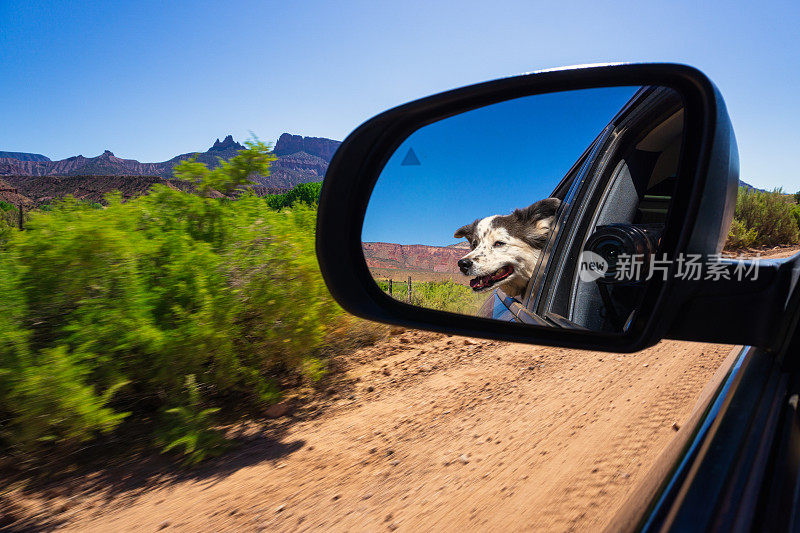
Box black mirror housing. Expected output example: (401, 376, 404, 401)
(316, 63, 739, 352)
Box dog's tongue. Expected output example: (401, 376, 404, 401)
(470, 276, 490, 289)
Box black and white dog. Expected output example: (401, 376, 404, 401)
(454, 198, 561, 297)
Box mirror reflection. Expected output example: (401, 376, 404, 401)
(363, 86, 684, 333)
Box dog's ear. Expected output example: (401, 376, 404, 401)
(513, 197, 561, 223)
(513, 198, 561, 247)
(454, 220, 478, 240)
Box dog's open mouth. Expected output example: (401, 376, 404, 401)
(469, 265, 514, 291)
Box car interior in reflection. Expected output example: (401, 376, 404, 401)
(475, 87, 684, 332)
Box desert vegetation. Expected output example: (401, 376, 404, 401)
(0, 142, 370, 471)
(725, 186, 800, 250)
(376, 279, 488, 315)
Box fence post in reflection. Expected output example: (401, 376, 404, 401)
(407, 275, 411, 302)
(389, 279, 393, 295)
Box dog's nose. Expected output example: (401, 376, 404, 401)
(458, 258, 472, 273)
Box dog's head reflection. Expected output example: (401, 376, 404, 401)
(454, 198, 560, 298)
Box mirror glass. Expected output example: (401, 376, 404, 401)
(362, 86, 684, 333)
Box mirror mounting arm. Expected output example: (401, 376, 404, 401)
(665, 257, 800, 350)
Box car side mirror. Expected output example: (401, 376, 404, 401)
(317, 63, 755, 352)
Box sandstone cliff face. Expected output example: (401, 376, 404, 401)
(274, 152, 328, 175)
(274, 133, 341, 161)
(362, 242, 468, 275)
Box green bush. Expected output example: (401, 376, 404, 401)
(0, 202, 19, 244)
(0, 215, 12, 246)
(6, 346, 129, 447)
(725, 187, 799, 249)
(792, 204, 800, 234)
(266, 181, 322, 210)
(0, 145, 350, 464)
(726, 218, 758, 249)
(159, 375, 227, 466)
(173, 138, 276, 196)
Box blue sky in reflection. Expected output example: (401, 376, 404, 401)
(363, 86, 639, 246)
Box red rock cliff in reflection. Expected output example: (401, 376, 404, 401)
(362, 242, 469, 274)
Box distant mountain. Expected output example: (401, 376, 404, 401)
(274, 133, 341, 161)
(362, 242, 465, 275)
(0, 134, 341, 190)
(0, 150, 168, 178)
(163, 135, 247, 172)
(0, 151, 51, 162)
(739, 180, 766, 193)
(362, 241, 472, 284)
(0, 140, 778, 198)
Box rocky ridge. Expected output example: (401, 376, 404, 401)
(362, 242, 467, 275)
(0, 134, 340, 190)
(0, 151, 51, 162)
(273, 133, 341, 161)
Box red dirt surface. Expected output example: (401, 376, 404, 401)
(7, 333, 735, 532)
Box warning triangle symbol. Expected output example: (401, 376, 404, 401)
(401, 148, 421, 166)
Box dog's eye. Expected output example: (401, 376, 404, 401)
(493, 241, 505, 247)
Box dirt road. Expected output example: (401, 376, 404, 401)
(12, 331, 735, 532)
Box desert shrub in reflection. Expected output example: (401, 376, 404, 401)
(377, 279, 487, 315)
(0, 160, 344, 464)
(726, 186, 800, 249)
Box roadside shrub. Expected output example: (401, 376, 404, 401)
(726, 218, 757, 249)
(377, 279, 487, 315)
(0, 202, 19, 243)
(174, 138, 276, 197)
(725, 187, 799, 249)
(5, 346, 129, 447)
(0, 215, 12, 246)
(792, 204, 800, 233)
(266, 181, 322, 210)
(0, 190, 346, 456)
(0, 146, 352, 464)
(159, 375, 227, 466)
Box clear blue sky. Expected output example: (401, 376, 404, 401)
(363, 87, 640, 245)
(1, 1, 798, 190)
